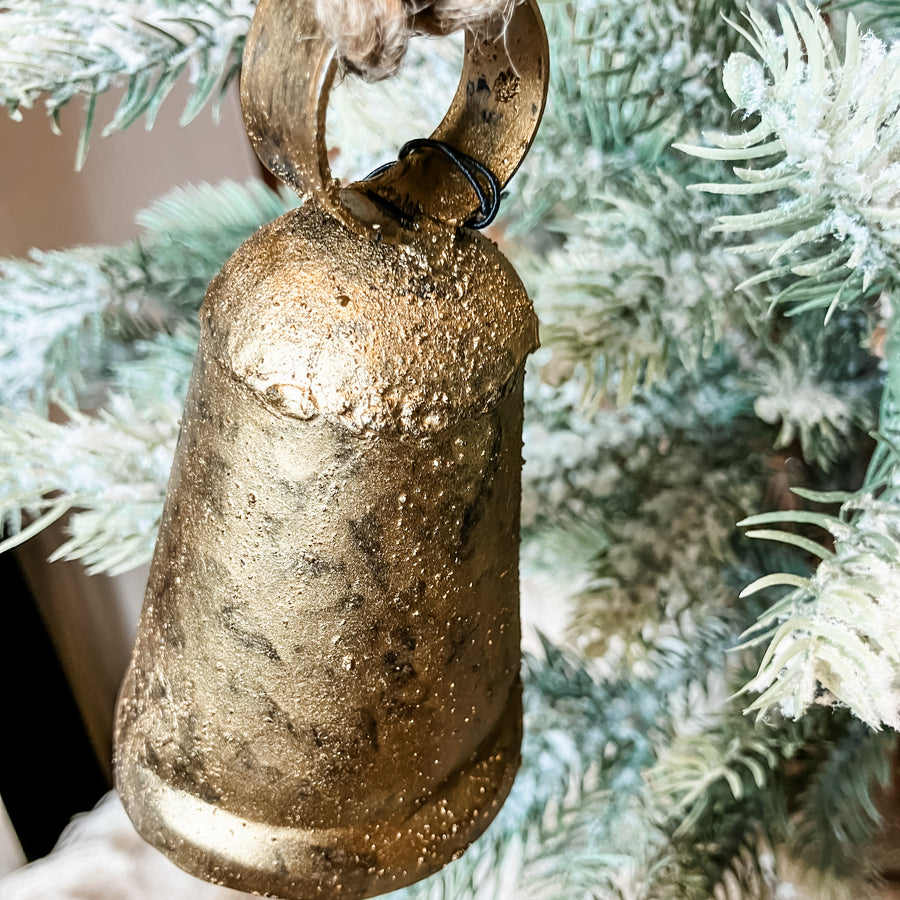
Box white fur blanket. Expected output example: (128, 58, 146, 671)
(0, 793, 244, 900)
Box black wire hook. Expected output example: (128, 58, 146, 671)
(365, 138, 502, 229)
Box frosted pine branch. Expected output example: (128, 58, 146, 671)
(521, 173, 761, 404)
(0, 179, 292, 573)
(790, 721, 895, 879)
(534, 0, 737, 163)
(736, 310, 900, 730)
(648, 717, 783, 839)
(0, 0, 254, 166)
(503, 0, 742, 235)
(0, 179, 291, 411)
(676, 2, 900, 318)
(738, 491, 900, 730)
(0, 247, 120, 410)
(0, 395, 178, 575)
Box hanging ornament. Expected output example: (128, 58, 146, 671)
(113, 1, 549, 897)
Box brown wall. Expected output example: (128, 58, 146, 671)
(0, 78, 257, 255)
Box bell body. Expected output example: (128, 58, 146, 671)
(114, 202, 538, 899)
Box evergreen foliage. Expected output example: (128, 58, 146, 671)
(0, 0, 254, 166)
(0, 397, 177, 575)
(747, 312, 881, 470)
(0, 179, 293, 573)
(841, 0, 900, 38)
(517, 174, 761, 402)
(505, 0, 760, 398)
(0, 179, 292, 411)
(676, 1, 900, 319)
(734, 319, 900, 729)
(560, 422, 765, 667)
(0, 247, 118, 410)
(1, 0, 900, 896)
(738, 487, 900, 729)
(788, 720, 895, 880)
(676, 0, 900, 735)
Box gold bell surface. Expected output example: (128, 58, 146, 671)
(114, 1, 549, 898)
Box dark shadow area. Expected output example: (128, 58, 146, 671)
(0, 549, 107, 860)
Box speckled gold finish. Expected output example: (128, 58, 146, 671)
(241, 0, 549, 235)
(114, 1, 548, 897)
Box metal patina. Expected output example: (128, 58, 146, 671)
(114, 1, 549, 897)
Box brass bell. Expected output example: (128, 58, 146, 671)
(113, 1, 549, 897)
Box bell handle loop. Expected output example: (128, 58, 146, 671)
(240, 0, 549, 237)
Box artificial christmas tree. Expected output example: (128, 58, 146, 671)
(2, 0, 900, 897)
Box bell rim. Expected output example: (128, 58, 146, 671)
(115, 684, 522, 900)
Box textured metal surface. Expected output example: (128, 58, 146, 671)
(114, 205, 538, 898)
(241, 0, 549, 235)
(116, 0, 548, 895)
